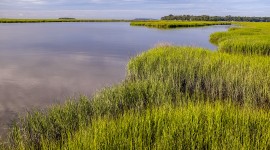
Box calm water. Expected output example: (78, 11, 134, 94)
(0, 22, 230, 134)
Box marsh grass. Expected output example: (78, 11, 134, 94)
(46, 102, 270, 150)
(5, 81, 173, 149)
(210, 22, 270, 55)
(128, 46, 270, 106)
(2, 46, 270, 149)
(218, 36, 270, 55)
(130, 21, 231, 28)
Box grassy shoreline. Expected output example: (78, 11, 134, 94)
(1, 22, 270, 149)
(210, 22, 270, 55)
(46, 102, 270, 149)
(2, 46, 270, 149)
(130, 21, 231, 28)
(128, 46, 270, 106)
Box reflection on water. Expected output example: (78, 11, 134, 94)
(0, 22, 230, 134)
(0, 52, 127, 135)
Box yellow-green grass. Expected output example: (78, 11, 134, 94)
(130, 21, 231, 28)
(2, 46, 270, 149)
(5, 81, 174, 149)
(0, 19, 130, 23)
(128, 46, 270, 106)
(210, 22, 270, 55)
(42, 102, 270, 150)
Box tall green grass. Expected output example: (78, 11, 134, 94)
(5, 81, 173, 149)
(45, 102, 270, 150)
(128, 46, 270, 106)
(2, 46, 270, 149)
(218, 36, 270, 55)
(130, 21, 231, 28)
(210, 22, 270, 55)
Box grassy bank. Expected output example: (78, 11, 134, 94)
(1, 46, 270, 149)
(43, 102, 270, 149)
(130, 21, 231, 28)
(210, 22, 270, 55)
(0, 19, 130, 23)
(128, 46, 270, 106)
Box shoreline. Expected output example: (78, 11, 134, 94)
(1, 22, 270, 149)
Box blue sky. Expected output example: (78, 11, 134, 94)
(0, 0, 269, 19)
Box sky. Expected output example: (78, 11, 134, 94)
(0, 0, 269, 19)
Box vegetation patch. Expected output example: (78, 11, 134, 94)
(45, 102, 270, 149)
(210, 22, 270, 55)
(128, 46, 270, 106)
(130, 21, 231, 29)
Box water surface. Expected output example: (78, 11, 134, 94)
(0, 22, 230, 134)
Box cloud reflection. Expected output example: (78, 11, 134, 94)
(0, 52, 127, 134)
(0, 22, 230, 134)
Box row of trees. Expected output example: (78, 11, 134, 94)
(161, 15, 270, 22)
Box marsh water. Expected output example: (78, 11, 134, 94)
(0, 22, 230, 134)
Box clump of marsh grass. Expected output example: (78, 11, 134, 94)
(210, 22, 270, 55)
(26, 102, 270, 149)
(6, 81, 174, 149)
(7, 96, 94, 149)
(77, 102, 270, 149)
(128, 46, 270, 106)
(218, 36, 270, 55)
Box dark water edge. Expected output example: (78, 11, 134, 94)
(0, 22, 230, 136)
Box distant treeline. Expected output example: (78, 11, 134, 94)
(161, 15, 270, 22)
